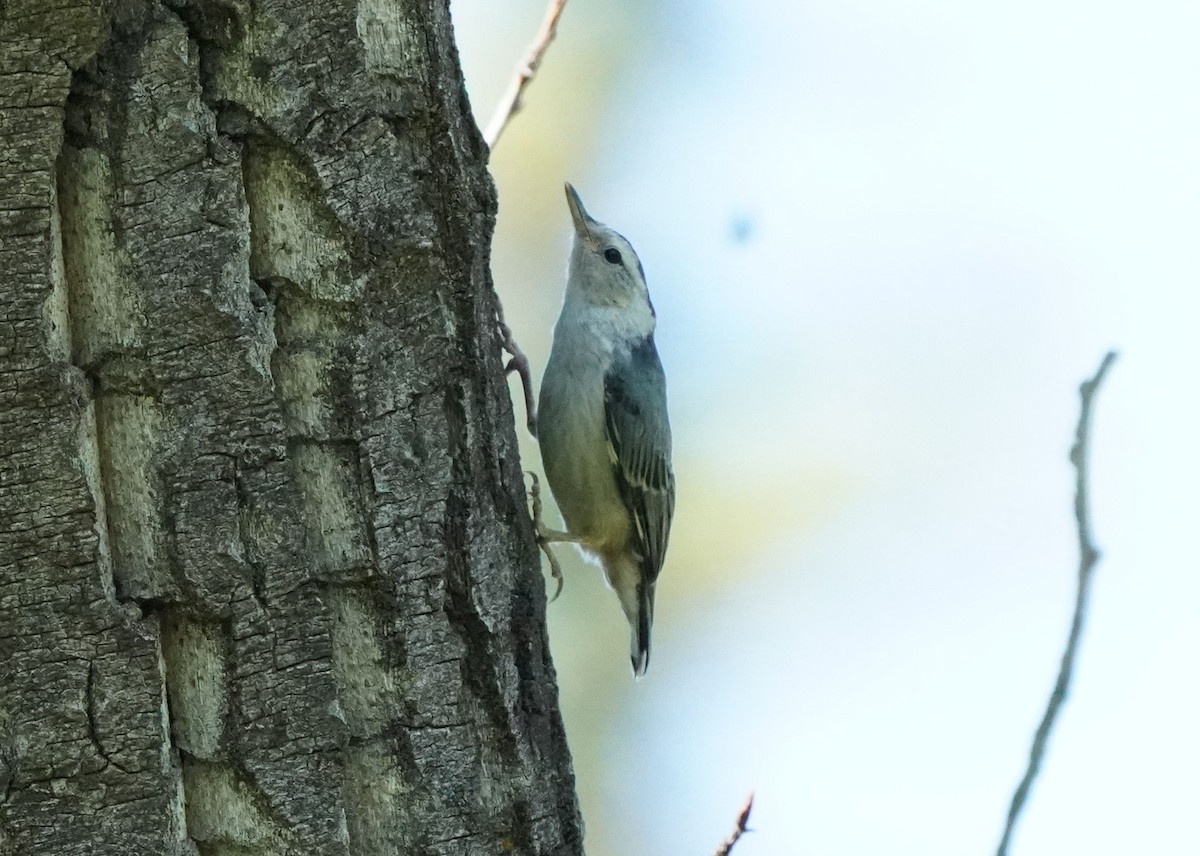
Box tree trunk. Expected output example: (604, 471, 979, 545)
(0, 1, 582, 853)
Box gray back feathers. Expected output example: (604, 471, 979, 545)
(604, 335, 674, 586)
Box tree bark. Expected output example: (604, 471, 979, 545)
(0, 1, 582, 853)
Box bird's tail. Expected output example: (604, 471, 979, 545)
(629, 581, 655, 678)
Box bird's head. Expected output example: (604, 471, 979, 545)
(564, 183, 654, 317)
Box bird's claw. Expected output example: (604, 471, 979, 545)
(528, 472, 565, 602)
(540, 541, 565, 602)
(497, 304, 538, 437)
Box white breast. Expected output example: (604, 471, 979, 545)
(537, 308, 636, 554)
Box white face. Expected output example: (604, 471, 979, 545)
(564, 185, 654, 314)
(568, 225, 653, 314)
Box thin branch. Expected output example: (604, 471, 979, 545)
(996, 350, 1118, 856)
(713, 794, 754, 856)
(484, 1, 567, 434)
(483, 0, 569, 149)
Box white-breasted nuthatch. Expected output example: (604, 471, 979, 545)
(536, 183, 675, 677)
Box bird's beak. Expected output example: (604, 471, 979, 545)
(564, 182, 599, 250)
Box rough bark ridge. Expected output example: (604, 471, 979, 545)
(0, 1, 583, 853)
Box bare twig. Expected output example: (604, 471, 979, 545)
(496, 297, 538, 437)
(483, 0, 569, 149)
(484, 1, 568, 432)
(713, 794, 754, 856)
(995, 351, 1118, 856)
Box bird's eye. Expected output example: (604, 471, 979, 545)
(603, 248, 623, 265)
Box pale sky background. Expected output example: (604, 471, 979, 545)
(449, 1, 1199, 854)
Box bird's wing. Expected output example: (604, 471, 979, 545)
(603, 335, 675, 583)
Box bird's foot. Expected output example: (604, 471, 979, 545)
(528, 472, 577, 602)
(496, 300, 538, 437)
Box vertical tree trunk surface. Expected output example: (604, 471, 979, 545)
(0, 1, 582, 853)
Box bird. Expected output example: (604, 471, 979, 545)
(535, 182, 675, 677)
